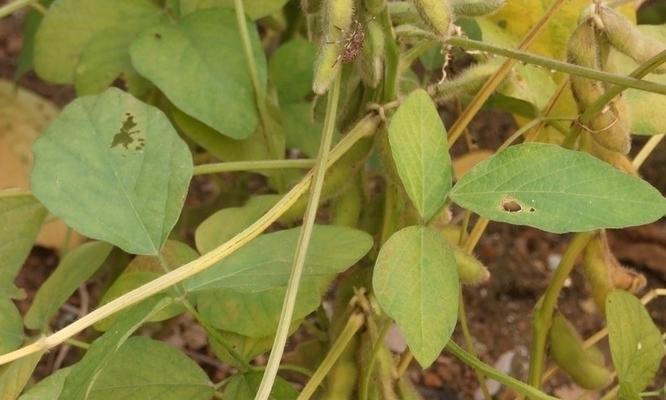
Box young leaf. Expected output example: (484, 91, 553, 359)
(0, 300, 23, 355)
(25, 241, 113, 331)
(130, 8, 266, 140)
(388, 89, 452, 221)
(179, 0, 289, 20)
(18, 367, 71, 400)
(31, 88, 193, 255)
(0, 351, 43, 400)
(34, 0, 164, 84)
(268, 38, 317, 103)
(606, 290, 664, 399)
(81, 337, 214, 400)
(373, 225, 460, 367)
(185, 225, 373, 292)
(450, 143, 666, 233)
(0, 194, 47, 298)
(223, 372, 298, 400)
(58, 296, 174, 400)
(93, 241, 197, 331)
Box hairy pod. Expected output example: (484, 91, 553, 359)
(582, 234, 615, 313)
(364, 0, 386, 16)
(411, 0, 452, 39)
(580, 132, 637, 175)
(440, 226, 491, 284)
(588, 98, 631, 154)
(450, 0, 506, 17)
(358, 19, 385, 88)
(332, 176, 363, 227)
(549, 313, 612, 390)
(313, 0, 354, 94)
(597, 5, 666, 74)
(567, 20, 609, 108)
(313, 43, 341, 94)
(432, 61, 498, 101)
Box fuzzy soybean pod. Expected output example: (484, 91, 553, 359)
(549, 313, 612, 390)
(431, 61, 498, 101)
(567, 20, 607, 108)
(364, 0, 385, 15)
(440, 226, 491, 284)
(588, 98, 632, 154)
(313, 0, 354, 94)
(598, 5, 666, 74)
(450, 0, 506, 17)
(412, 0, 452, 39)
(357, 19, 385, 88)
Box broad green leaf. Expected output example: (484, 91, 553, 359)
(0, 194, 46, 298)
(196, 284, 321, 337)
(606, 290, 664, 399)
(73, 26, 163, 96)
(31, 88, 193, 255)
(18, 367, 71, 400)
(59, 296, 174, 400)
(0, 300, 22, 354)
(268, 38, 317, 103)
(130, 8, 266, 139)
(25, 241, 113, 331)
(84, 337, 214, 400)
(609, 25, 666, 136)
(223, 372, 298, 400)
(185, 225, 373, 292)
(282, 102, 325, 158)
(209, 329, 277, 369)
(388, 89, 452, 221)
(34, 0, 163, 84)
(180, 0, 289, 20)
(195, 195, 280, 253)
(0, 351, 43, 400)
(94, 241, 197, 331)
(450, 143, 666, 233)
(373, 226, 460, 367)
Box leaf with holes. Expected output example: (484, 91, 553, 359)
(25, 241, 113, 331)
(450, 143, 666, 233)
(606, 290, 665, 399)
(31, 88, 192, 255)
(373, 225, 459, 367)
(130, 8, 265, 139)
(388, 89, 452, 221)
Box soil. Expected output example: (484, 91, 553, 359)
(1, 5, 665, 399)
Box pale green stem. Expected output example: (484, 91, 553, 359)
(193, 159, 315, 175)
(0, 189, 32, 199)
(359, 320, 391, 400)
(65, 338, 90, 350)
(297, 313, 366, 400)
(0, 0, 36, 18)
(446, 341, 558, 400)
(458, 292, 492, 400)
(254, 75, 342, 400)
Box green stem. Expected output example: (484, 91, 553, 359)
(297, 313, 366, 400)
(254, 75, 342, 400)
(446, 341, 558, 400)
(359, 320, 391, 400)
(527, 231, 595, 390)
(193, 159, 315, 175)
(458, 293, 492, 400)
(0, 0, 36, 18)
(0, 189, 32, 199)
(446, 37, 666, 96)
(65, 338, 90, 350)
(252, 363, 314, 378)
(233, 0, 284, 188)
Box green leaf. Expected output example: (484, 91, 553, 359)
(196, 284, 321, 337)
(18, 367, 71, 400)
(82, 337, 214, 400)
(388, 89, 452, 221)
(208, 329, 276, 368)
(130, 8, 266, 139)
(0, 299, 22, 355)
(195, 195, 280, 253)
(373, 226, 460, 367)
(606, 290, 665, 399)
(31, 88, 193, 255)
(282, 102, 326, 158)
(0, 351, 43, 400)
(34, 0, 163, 84)
(268, 38, 317, 103)
(223, 372, 298, 400)
(94, 241, 197, 331)
(179, 0, 289, 20)
(25, 241, 113, 331)
(450, 143, 666, 233)
(59, 296, 174, 400)
(185, 225, 373, 292)
(0, 194, 47, 298)
(14, 0, 54, 81)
